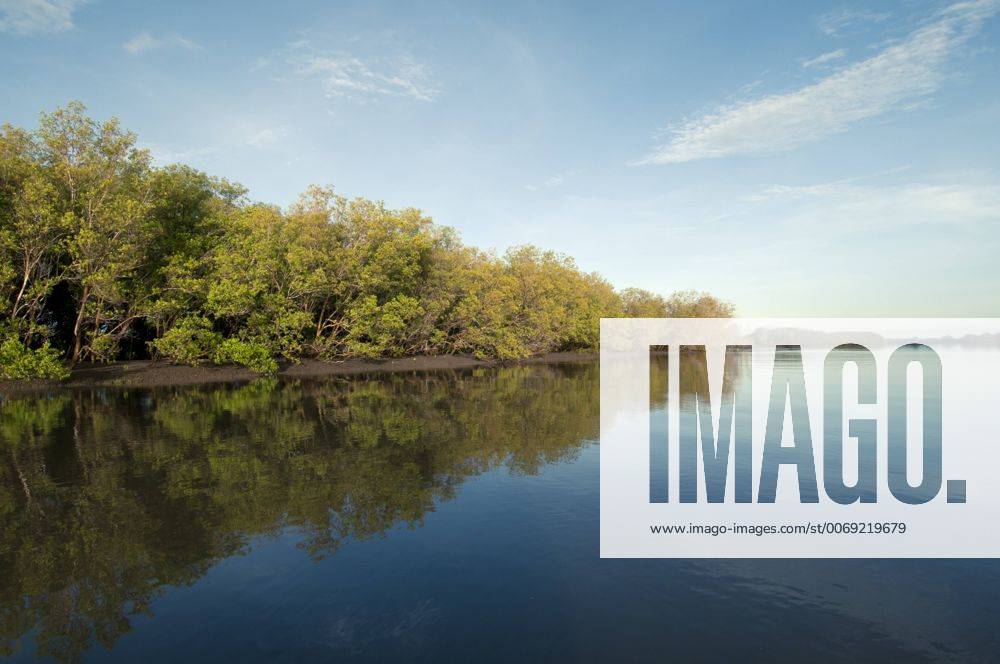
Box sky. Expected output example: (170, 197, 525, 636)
(1, 0, 999, 315)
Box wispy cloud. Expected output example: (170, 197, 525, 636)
(144, 123, 288, 166)
(286, 41, 439, 102)
(746, 177, 1000, 230)
(123, 31, 201, 55)
(638, 0, 999, 165)
(238, 124, 287, 148)
(0, 0, 85, 34)
(524, 171, 577, 191)
(801, 48, 846, 68)
(817, 7, 891, 36)
(144, 143, 221, 165)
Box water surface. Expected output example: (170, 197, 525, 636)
(0, 362, 998, 662)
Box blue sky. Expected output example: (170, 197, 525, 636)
(2, 0, 999, 315)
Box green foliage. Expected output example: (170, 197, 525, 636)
(619, 287, 668, 317)
(0, 333, 69, 380)
(0, 103, 734, 378)
(152, 316, 222, 365)
(213, 338, 279, 375)
(664, 289, 735, 317)
(345, 294, 423, 358)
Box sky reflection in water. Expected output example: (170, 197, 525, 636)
(0, 362, 998, 662)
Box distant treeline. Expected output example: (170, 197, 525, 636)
(0, 103, 732, 378)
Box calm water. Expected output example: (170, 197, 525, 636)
(1, 362, 998, 662)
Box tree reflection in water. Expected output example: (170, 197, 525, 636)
(0, 363, 598, 661)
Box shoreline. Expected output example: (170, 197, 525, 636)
(0, 352, 598, 395)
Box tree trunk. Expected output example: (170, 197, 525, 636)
(11, 260, 30, 318)
(70, 288, 89, 366)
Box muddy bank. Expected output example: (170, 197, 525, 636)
(0, 352, 598, 395)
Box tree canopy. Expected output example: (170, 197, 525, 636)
(0, 104, 733, 377)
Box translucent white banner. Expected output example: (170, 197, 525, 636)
(600, 318, 1000, 558)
